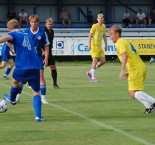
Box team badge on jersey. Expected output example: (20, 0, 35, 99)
(37, 36, 41, 40)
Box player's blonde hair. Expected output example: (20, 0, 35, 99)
(46, 18, 53, 23)
(108, 25, 122, 36)
(97, 13, 104, 18)
(7, 19, 20, 30)
(29, 15, 39, 22)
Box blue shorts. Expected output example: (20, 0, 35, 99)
(1, 52, 12, 61)
(12, 68, 40, 92)
(38, 56, 44, 70)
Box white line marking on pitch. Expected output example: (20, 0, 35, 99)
(1, 83, 154, 145)
(48, 102, 154, 145)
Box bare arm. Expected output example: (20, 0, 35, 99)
(43, 45, 49, 67)
(0, 36, 12, 43)
(6, 41, 15, 54)
(119, 52, 128, 80)
(103, 35, 107, 51)
(88, 33, 92, 50)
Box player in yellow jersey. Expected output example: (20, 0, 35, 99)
(109, 25, 155, 114)
(87, 13, 107, 82)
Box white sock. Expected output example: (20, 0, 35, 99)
(139, 91, 155, 103)
(96, 64, 100, 69)
(90, 69, 95, 79)
(16, 94, 21, 102)
(135, 91, 155, 108)
(41, 95, 46, 99)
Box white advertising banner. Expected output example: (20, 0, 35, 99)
(52, 38, 73, 55)
(52, 38, 117, 56)
(5, 37, 155, 56)
(0, 38, 117, 56)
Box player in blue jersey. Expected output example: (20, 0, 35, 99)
(0, 42, 14, 79)
(23, 15, 49, 104)
(0, 19, 45, 122)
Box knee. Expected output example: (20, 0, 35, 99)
(10, 64, 14, 68)
(128, 90, 136, 99)
(101, 60, 106, 65)
(50, 65, 56, 70)
(0, 63, 6, 68)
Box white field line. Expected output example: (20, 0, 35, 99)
(1, 83, 154, 145)
(48, 102, 154, 145)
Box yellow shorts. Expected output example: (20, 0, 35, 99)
(91, 46, 105, 58)
(128, 65, 147, 90)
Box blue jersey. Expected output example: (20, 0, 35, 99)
(8, 30, 40, 70)
(1, 42, 12, 61)
(24, 27, 49, 57)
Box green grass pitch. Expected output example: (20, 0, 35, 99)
(0, 62, 155, 145)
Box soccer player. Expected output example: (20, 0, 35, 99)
(87, 13, 107, 82)
(44, 18, 59, 89)
(0, 42, 14, 79)
(24, 15, 49, 104)
(1, 19, 44, 122)
(108, 25, 155, 114)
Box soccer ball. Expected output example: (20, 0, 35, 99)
(0, 100, 8, 113)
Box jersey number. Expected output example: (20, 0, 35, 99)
(22, 36, 31, 50)
(130, 43, 137, 53)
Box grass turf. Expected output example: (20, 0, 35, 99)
(0, 62, 155, 145)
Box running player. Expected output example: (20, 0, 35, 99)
(0, 42, 14, 79)
(24, 15, 49, 104)
(44, 18, 59, 89)
(1, 19, 44, 122)
(87, 13, 107, 82)
(109, 25, 155, 113)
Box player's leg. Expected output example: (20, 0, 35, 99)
(4, 59, 14, 79)
(87, 57, 99, 82)
(32, 90, 44, 122)
(3, 78, 21, 105)
(48, 55, 59, 88)
(89, 58, 100, 82)
(128, 67, 155, 113)
(40, 69, 48, 104)
(129, 90, 155, 113)
(129, 90, 152, 108)
(50, 65, 59, 88)
(3, 69, 26, 105)
(96, 56, 106, 69)
(0, 61, 7, 69)
(0, 52, 8, 69)
(29, 69, 45, 122)
(15, 83, 23, 102)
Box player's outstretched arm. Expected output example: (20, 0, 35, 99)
(0, 36, 12, 43)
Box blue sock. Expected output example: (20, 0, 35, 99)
(18, 84, 23, 94)
(10, 87, 19, 101)
(4, 67, 11, 76)
(40, 85, 46, 95)
(33, 95, 42, 118)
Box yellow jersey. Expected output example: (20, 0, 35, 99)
(90, 23, 106, 48)
(115, 38, 145, 71)
(115, 38, 146, 90)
